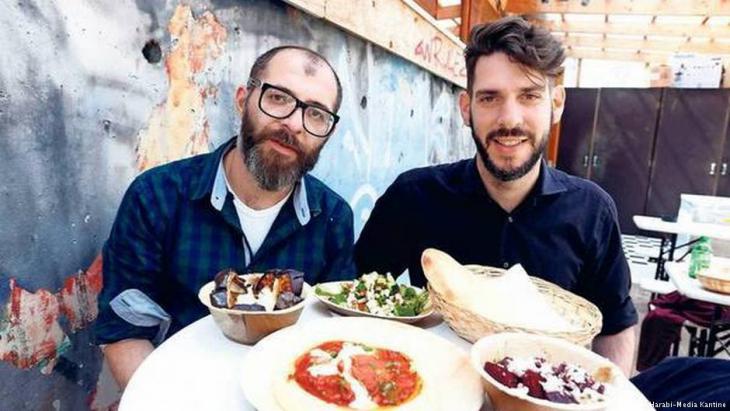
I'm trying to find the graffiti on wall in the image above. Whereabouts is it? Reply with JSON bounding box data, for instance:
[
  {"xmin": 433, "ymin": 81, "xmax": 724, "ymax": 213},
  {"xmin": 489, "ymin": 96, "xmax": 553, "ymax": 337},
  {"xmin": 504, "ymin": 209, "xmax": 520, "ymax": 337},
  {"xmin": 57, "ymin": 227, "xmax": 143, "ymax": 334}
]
[
  {"xmin": 0, "ymin": 257, "xmax": 102, "ymax": 374},
  {"xmin": 315, "ymin": 45, "xmax": 471, "ymax": 233},
  {"xmin": 414, "ymin": 36, "xmax": 467, "ymax": 82}
]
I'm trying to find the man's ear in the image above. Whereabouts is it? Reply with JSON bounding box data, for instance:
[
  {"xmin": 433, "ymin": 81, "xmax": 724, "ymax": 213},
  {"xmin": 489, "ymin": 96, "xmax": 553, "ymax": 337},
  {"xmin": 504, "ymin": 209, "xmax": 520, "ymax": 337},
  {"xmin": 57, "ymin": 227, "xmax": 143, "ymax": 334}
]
[
  {"xmin": 459, "ymin": 90, "xmax": 472, "ymax": 127},
  {"xmin": 235, "ymin": 86, "xmax": 248, "ymax": 114},
  {"xmin": 550, "ymin": 85, "xmax": 566, "ymax": 124}
]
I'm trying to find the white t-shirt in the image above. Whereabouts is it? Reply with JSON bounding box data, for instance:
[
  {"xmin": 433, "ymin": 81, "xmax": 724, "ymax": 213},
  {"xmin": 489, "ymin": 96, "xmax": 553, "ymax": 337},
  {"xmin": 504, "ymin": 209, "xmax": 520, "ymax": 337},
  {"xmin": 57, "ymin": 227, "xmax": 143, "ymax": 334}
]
[{"xmin": 224, "ymin": 172, "xmax": 291, "ymax": 261}]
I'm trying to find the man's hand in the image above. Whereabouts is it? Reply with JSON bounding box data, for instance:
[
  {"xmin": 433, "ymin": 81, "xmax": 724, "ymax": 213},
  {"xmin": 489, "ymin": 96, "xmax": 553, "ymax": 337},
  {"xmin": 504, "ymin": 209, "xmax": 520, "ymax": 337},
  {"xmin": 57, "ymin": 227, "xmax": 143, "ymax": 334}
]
[
  {"xmin": 592, "ymin": 325, "xmax": 637, "ymax": 377},
  {"xmin": 103, "ymin": 339, "xmax": 155, "ymax": 390}
]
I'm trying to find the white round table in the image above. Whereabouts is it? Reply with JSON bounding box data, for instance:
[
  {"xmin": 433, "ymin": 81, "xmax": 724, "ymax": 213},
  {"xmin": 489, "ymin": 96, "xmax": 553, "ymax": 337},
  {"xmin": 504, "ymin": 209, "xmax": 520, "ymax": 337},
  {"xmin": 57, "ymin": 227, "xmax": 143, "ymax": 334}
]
[{"xmin": 119, "ymin": 297, "xmax": 653, "ymax": 411}]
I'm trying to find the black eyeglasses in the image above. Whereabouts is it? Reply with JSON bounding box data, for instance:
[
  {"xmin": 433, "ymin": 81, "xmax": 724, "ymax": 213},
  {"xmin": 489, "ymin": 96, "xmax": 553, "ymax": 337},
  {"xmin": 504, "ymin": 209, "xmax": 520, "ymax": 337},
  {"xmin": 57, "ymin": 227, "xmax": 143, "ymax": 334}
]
[{"xmin": 247, "ymin": 78, "xmax": 339, "ymax": 138}]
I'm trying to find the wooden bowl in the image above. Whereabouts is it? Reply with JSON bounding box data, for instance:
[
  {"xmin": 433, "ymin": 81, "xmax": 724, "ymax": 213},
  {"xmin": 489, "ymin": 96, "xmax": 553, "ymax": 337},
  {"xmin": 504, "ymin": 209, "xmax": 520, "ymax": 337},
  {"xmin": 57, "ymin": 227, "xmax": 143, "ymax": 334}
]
[
  {"xmin": 471, "ymin": 333, "xmax": 619, "ymax": 411},
  {"xmin": 197, "ymin": 281, "xmax": 310, "ymax": 344}
]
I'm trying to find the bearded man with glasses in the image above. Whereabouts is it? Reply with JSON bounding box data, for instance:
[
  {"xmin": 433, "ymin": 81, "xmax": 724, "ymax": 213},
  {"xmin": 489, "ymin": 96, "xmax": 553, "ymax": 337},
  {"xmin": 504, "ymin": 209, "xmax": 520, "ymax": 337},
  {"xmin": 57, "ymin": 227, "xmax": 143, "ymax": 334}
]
[{"xmin": 95, "ymin": 46, "xmax": 355, "ymax": 389}]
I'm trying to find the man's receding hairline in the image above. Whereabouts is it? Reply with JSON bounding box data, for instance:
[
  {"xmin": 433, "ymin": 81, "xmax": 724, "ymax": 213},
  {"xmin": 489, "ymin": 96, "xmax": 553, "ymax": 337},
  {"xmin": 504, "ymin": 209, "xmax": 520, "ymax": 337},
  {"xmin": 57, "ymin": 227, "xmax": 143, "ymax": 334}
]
[{"xmin": 249, "ymin": 45, "xmax": 343, "ymax": 112}]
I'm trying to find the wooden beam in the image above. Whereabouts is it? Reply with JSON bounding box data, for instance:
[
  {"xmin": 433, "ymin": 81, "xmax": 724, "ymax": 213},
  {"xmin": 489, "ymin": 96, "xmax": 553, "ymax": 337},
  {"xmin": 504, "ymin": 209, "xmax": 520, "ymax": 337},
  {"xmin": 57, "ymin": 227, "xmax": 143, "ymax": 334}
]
[
  {"xmin": 469, "ymin": 0, "xmax": 503, "ymax": 26},
  {"xmin": 460, "ymin": 0, "xmax": 473, "ymax": 41},
  {"xmin": 560, "ymin": 35, "xmax": 730, "ymax": 54},
  {"xmin": 459, "ymin": 0, "xmax": 504, "ymax": 41},
  {"xmin": 547, "ymin": 67, "xmax": 563, "ymax": 166},
  {"xmin": 566, "ymin": 48, "xmax": 673, "ymax": 64},
  {"xmin": 436, "ymin": 5, "xmax": 461, "ymax": 19},
  {"xmin": 538, "ymin": 20, "xmax": 730, "ymax": 38},
  {"xmin": 455, "ymin": 0, "xmax": 501, "ymax": 43},
  {"xmin": 507, "ymin": 0, "xmax": 730, "ymax": 16},
  {"xmin": 279, "ymin": 0, "xmax": 325, "ymax": 17},
  {"xmin": 413, "ymin": 0, "xmax": 438, "ymax": 16},
  {"xmin": 283, "ymin": 0, "xmax": 467, "ymax": 87}
]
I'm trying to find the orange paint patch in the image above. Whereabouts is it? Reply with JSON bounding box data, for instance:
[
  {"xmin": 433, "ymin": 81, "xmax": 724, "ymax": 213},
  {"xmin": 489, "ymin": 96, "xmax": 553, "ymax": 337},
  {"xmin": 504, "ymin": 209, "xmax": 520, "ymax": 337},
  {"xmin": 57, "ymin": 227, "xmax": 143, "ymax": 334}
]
[{"xmin": 135, "ymin": 5, "xmax": 227, "ymax": 171}]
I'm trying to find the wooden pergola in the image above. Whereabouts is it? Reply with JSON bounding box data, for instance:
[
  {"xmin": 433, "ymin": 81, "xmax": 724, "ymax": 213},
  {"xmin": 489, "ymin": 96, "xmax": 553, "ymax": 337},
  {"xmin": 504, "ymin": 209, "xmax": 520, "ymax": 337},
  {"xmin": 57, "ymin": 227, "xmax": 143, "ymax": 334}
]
[
  {"xmin": 283, "ymin": 0, "xmax": 730, "ymax": 163},
  {"xmin": 414, "ymin": 0, "xmax": 730, "ymax": 67}
]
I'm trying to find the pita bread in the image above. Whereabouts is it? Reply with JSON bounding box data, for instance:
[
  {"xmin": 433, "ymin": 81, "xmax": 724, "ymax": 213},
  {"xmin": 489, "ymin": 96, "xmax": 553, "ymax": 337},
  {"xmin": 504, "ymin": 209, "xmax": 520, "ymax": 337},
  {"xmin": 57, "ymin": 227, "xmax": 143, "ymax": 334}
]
[{"xmin": 421, "ymin": 248, "xmax": 577, "ymax": 332}]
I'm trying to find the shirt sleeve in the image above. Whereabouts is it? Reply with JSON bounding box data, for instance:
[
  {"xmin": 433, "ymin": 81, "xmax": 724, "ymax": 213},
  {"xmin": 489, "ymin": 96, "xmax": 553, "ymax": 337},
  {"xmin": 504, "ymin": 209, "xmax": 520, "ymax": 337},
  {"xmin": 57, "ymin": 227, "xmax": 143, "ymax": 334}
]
[
  {"xmin": 318, "ymin": 200, "xmax": 357, "ymax": 282},
  {"xmin": 94, "ymin": 176, "xmax": 169, "ymax": 345},
  {"xmin": 354, "ymin": 175, "xmax": 411, "ymax": 278},
  {"xmin": 580, "ymin": 198, "xmax": 639, "ymax": 336}
]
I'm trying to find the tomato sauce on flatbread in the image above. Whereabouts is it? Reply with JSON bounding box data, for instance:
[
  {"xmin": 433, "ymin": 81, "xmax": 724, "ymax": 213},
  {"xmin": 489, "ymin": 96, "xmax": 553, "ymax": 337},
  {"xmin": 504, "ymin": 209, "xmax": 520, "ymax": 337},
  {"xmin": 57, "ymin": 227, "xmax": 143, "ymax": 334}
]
[{"xmin": 290, "ymin": 340, "xmax": 422, "ymax": 408}]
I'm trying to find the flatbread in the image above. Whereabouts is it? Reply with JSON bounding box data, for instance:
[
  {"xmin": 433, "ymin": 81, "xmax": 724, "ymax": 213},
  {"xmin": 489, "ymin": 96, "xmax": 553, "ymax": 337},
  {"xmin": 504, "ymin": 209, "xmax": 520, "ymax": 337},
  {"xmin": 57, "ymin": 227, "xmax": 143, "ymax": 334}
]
[
  {"xmin": 273, "ymin": 338, "xmax": 438, "ymax": 411},
  {"xmin": 273, "ymin": 357, "xmax": 436, "ymax": 411},
  {"xmin": 241, "ymin": 317, "xmax": 483, "ymax": 411},
  {"xmin": 421, "ymin": 248, "xmax": 577, "ymax": 332}
]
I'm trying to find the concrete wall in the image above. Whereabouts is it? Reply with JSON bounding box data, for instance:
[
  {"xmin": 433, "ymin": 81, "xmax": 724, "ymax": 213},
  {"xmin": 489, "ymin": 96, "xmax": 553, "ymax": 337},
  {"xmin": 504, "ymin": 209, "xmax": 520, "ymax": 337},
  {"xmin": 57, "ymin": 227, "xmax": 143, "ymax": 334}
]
[{"xmin": 0, "ymin": 0, "xmax": 472, "ymax": 409}]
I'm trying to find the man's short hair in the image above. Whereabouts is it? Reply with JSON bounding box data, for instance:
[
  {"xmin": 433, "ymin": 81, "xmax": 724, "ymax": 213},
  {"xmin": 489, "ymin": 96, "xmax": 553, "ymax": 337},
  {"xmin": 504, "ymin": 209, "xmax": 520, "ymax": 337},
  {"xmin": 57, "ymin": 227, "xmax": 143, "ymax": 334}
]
[
  {"xmin": 464, "ymin": 16, "xmax": 565, "ymax": 92},
  {"xmin": 248, "ymin": 45, "xmax": 343, "ymax": 112}
]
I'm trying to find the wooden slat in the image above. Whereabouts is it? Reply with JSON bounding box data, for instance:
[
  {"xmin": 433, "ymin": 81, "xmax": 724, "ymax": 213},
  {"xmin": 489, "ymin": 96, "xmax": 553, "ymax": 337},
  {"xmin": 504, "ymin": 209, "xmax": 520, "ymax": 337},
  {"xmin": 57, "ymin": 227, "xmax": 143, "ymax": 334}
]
[
  {"xmin": 561, "ymin": 35, "xmax": 730, "ymax": 54},
  {"xmin": 566, "ymin": 47, "xmax": 673, "ymax": 64},
  {"xmin": 538, "ymin": 20, "xmax": 730, "ymax": 38},
  {"xmin": 413, "ymin": 0, "xmax": 438, "ymax": 16},
  {"xmin": 281, "ymin": 0, "xmax": 325, "ymax": 17},
  {"xmin": 283, "ymin": 0, "xmax": 467, "ymax": 87},
  {"xmin": 469, "ymin": 0, "xmax": 503, "ymax": 25},
  {"xmin": 507, "ymin": 0, "xmax": 730, "ymax": 16},
  {"xmin": 436, "ymin": 5, "xmax": 461, "ymax": 19},
  {"xmin": 458, "ymin": 0, "xmax": 502, "ymax": 42},
  {"xmin": 460, "ymin": 0, "xmax": 473, "ymax": 41}
]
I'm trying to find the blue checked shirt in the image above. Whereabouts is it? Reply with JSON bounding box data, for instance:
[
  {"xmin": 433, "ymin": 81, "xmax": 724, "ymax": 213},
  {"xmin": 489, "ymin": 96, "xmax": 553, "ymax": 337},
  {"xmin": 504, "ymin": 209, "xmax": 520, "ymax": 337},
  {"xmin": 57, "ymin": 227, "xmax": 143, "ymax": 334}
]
[{"xmin": 94, "ymin": 137, "xmax": 356, "ymax": 345}]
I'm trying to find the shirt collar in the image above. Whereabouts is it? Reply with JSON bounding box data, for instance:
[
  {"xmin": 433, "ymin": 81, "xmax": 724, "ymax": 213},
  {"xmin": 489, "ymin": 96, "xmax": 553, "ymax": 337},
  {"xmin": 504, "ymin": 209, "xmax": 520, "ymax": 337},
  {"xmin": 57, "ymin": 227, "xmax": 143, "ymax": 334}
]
[
  {"xmin": 460, "ymin": 157, "xmax": 567, "ymax": 197},
  {"xmin": 191, "ymin": 136, "xmax": 313, "ymax": 226},
  {"xmin": 534, "ymin": 160, "xmax": 568, "ymax": 196}
]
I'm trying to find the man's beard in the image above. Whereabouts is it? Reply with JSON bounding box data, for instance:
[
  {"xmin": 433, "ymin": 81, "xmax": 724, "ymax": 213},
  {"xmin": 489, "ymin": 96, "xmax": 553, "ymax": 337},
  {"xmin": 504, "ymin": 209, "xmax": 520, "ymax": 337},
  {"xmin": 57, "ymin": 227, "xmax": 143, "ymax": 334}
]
[
  {"xmin": 238, "ymin": 111, "xmax": 322, "ymax": 191},
  {"xmin": 472, "ymin": 125, "xmax": 548, "ymax": 182}
]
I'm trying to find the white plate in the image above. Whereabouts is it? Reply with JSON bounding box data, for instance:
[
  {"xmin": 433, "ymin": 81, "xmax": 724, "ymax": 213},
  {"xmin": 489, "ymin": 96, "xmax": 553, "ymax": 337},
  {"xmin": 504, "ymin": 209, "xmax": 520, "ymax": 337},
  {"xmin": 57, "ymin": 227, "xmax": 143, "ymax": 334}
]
[
  {"xmin": 240, "ymin": 317, "xmax": 484, "ymax": 411},
  {"xmin": 313, "ymin": 281, "xmax": 434, "ymax": 324}
]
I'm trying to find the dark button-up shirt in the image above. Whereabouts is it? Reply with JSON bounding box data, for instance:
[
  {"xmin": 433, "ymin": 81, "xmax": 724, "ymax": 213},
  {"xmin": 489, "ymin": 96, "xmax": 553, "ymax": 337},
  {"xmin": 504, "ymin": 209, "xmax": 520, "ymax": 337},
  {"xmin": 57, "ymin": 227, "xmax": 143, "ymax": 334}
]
[
  {"xmin": 355, "ymin": 158, "xmax": 637, "ymax": 335},
  {"xmin": 95, "ymin": 138, "xmax": 356, "ymax": 344}
]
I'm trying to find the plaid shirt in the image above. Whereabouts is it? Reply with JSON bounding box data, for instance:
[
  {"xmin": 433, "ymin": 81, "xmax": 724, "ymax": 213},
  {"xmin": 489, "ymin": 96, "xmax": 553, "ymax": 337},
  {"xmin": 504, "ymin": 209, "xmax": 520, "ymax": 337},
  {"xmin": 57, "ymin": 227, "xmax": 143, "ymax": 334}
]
[{"xmin": 94, "ymin": 138, "xmax": 356, "ymax": 344}]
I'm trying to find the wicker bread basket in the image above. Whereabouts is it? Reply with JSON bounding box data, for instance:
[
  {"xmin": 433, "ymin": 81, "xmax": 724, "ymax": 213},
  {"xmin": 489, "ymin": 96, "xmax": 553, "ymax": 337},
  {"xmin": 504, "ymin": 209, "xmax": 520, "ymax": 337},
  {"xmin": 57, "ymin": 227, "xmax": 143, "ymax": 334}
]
[
  {"xmin": 428, "ymin": 265, "xmax": 602, "ymax": 346},
  {"xmin": 697, "ymin": 258, "xmax": 730, "ymax": 294},
  {"xmin": 697, "ymin": 274, "xmax": 730, "ymax": 294}
]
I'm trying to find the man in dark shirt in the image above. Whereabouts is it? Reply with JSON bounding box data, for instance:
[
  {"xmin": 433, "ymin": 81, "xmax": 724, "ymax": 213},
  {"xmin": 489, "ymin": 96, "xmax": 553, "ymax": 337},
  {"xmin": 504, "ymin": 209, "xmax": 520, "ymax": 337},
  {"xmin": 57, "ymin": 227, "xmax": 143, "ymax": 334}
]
[
  {"xmin": 355, "ymin": 17, "xmax": 637, "ymax": 375},
  {"xmin": 95, "ymin": 46, "xmax": 355, "ymax": 388},
  {"xmin": 631, "ymin": 357, "xmax": 730, "ymax": 409}
]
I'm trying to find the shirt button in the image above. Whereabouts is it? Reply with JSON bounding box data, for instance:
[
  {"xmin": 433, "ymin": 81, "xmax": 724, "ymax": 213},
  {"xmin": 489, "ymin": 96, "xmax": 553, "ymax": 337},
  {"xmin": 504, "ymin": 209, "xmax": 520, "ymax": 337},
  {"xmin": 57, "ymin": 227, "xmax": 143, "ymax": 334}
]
[
  {"xmin": 507, "ymin": 216, "xmax": 513, "ymax": 223},
  {"xmin": 503, "ymin": 262, "xmax": 509, "ymax": 268}
]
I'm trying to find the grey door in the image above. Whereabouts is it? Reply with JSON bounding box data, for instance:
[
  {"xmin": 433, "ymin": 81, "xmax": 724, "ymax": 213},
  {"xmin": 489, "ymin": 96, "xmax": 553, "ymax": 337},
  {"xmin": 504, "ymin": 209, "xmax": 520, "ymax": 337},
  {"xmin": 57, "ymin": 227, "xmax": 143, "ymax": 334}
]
[
  {"xmin": 646, "ymin": 89, "xmax": 729, "ymax": 218},
  {"xmin": 557, "ymin": 88, "xmax": 599, "ymax": 178},
  {"xmin": 590, "ymin": 89, "xmax": 662, "ymax": 234}
]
